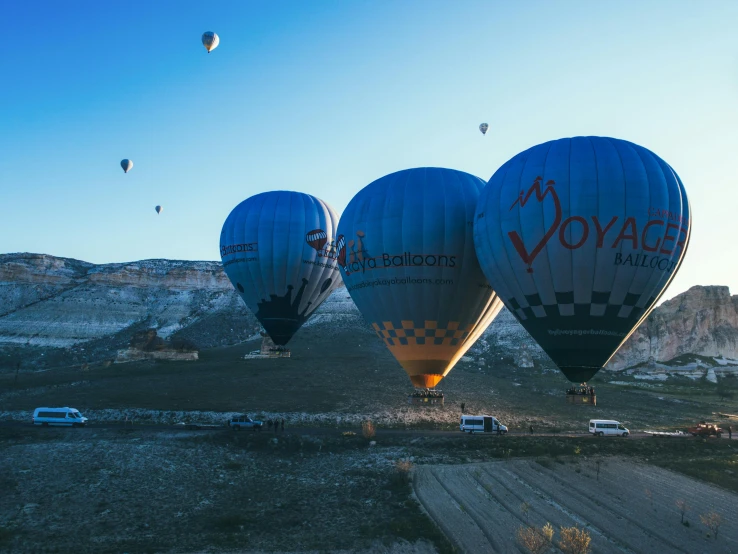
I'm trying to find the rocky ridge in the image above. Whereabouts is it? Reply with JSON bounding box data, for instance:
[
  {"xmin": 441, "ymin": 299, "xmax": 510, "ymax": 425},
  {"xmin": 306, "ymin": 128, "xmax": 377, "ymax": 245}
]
[{"xmin": 1, "ymin": 253, "xmax": 737, "ymax": 375}]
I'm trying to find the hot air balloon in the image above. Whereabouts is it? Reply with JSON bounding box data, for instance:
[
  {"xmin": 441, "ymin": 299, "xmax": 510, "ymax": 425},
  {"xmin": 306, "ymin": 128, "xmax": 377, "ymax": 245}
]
[
  {"xmin": 479, "ymin": 123, "xmax": 489, "ymax": 136},
  {"xmin": 473, "ymin": 136, "xmax": 691, "ymax": 383},
  {"xmin": 155, "ymin": 205, "xmax": 162, "ymax": 214},
  {"xmin": 202, "ymin": 32, "xmax": 219, "ymax": 53},
  {"xmin": 338, "ymin": 168, "xmax": 504, "ymax": 389},
  {"xmin": 121, "ymin": 159, "xmax": 133, "ymax": 173},
  {"xmin": 220, "ymin": 191, "xmax": 342, "ymax": 346}
]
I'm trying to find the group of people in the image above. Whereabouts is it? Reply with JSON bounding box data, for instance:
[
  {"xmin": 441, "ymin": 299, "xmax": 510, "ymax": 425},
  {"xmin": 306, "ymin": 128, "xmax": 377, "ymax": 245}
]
[
  {"xmin": 409, "ymin": 389, "xmax": 444, "ymax": 399},
  {"xmin": 267, "ymin": 418, "xmax": 285, "ymax": 432},
  {"xmin": 566, "ymin": 385, "xmax": 595, "ymax": 396}
]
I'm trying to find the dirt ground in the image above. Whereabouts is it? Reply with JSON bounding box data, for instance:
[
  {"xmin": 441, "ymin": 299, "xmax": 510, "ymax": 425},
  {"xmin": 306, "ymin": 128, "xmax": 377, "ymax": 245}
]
[
  {"xmin": 414, "ymin": 458, "xmax": 738, "ymax": 553},
  {"xmin": 0, "ymin": 427, "xmax": 449, "ymax": 554}
]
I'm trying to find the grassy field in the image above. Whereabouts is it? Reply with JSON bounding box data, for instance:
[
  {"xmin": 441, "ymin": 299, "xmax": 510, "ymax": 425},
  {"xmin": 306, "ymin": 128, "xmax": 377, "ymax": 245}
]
[{"xmin": 2, "ymin": 321, "xmax": 737, "ymax": 433}]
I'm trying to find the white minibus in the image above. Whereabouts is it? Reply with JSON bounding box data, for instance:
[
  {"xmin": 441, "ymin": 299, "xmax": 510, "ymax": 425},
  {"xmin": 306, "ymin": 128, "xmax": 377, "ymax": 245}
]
[
  {"xmin": 589, "ymin": 419, "xmax": 629, "ymax": 437},
  {"xmin": 33, "ymin": 407, "xmax": 88, "ymax": 427},
  {"xmin": 460, "ymin": 415, "xmax": 507, "ymax": 434}
]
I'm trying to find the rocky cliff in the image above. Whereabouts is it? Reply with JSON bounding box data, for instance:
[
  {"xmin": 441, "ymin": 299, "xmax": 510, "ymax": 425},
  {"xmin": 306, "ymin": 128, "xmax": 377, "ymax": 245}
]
[
  {"xmin": 607, "ymin": 286, "xmax": 738, "ymax": 370},
  {"xmin": 1, "ymin": 253, "xmax": 737, "ymax": 374}
]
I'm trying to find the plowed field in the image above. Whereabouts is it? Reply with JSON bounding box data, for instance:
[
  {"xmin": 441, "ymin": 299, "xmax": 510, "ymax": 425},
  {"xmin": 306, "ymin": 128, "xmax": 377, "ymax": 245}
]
[{"xmin": 414, "ymin": 458, "xmax": 738, "ymax": 553}]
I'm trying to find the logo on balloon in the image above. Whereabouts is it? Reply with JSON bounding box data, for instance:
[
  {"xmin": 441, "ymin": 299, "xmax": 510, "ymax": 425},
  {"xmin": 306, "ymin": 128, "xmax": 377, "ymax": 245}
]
[
  {"xmin": 304, "ymin": 229, "xmax": 340, "ymax": 261},
  {"xmin": 505, "ymin": 176, "xmax": 688, "ymax": 274},
  {"xmin": 338, "ymin": 231, "xmax": 456, "ymax": 276},
  {"xmin": 306, "ymin": 229, "xmax": 328, "ymax": 252}
]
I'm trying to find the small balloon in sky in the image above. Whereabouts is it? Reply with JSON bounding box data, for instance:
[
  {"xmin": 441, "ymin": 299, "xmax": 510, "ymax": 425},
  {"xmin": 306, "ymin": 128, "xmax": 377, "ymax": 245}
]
[
  {"xmin": 202, "ymin": 32, "xmax": 219, "ymax": 53},
  {"xmin": 479, "ymin": 123, "xmax": 489, "ymax": 136},
  {"xmin": 155, "ymin": 205, "xmax": 162, "ymax": 214},
  {"xmin": 120, "ymin": 159, "xmax": 133, "ymax": 173}
]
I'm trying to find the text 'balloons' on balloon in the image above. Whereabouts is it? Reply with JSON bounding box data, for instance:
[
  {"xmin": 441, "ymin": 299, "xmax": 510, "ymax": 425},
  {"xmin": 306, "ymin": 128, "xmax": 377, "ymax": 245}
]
[
  {"xmin": 155, "ymin": 205, "xmax": 162, "ymax": 214},
  {"xmin": 120, "ymin": 159, "xmax": 133, "ymax": 173},
  {"xmin": 479, "ymin": 123, "xmax": 489, "ymax": 136},
  {"xmin": 220, "ymin": 191, "xmax": 342, "ymax": 346},
  {"xmin": 473, "ymin": 136, "xmax": 691, "ymax": 383},
  {"xmin": 338, "ymin": 168, "xmax": 504, "ymax": 389},
  {"xmin": 202, "ymin": 32, "xmax": 219, "ymax": 53}
]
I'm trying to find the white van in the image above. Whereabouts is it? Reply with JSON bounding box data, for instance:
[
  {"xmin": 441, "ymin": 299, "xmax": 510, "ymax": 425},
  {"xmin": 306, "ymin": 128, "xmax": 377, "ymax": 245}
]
[
  {"xmin": 460, "ymin": 415, "xmax": 507, "ymax": 434},
  {"xmin": 33, "ymin": 407, "xmax": 88, "ymax": 427},
  {"xmin": 589, "ymin": 419, "xmax": 629, "ymax": 437}
]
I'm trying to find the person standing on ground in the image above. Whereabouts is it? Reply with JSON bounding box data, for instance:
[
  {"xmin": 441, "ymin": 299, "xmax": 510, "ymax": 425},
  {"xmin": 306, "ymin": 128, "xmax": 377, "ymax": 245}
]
[
  {"xmin": 529, "ymin": 424, "xmax": 534, "ymax": 435},
  {"xmin": 461, "ymin": 402, "xmax": 465, "ymax": 414},
  {"xmin": 281, "ymin": 418, "xmax": 285, "ymax": 432},
  {"xmin": 729, "ymin": 425, "xmax": 733, "ymax": 440}
]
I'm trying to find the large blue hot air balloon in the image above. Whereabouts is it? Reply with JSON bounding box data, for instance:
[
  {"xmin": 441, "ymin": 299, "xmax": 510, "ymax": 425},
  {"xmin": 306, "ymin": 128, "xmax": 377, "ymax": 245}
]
[
  {"xmin": 338, "ymin": 168, "xmax": 503, "ymax": 388},
  {"xmin": 474, "ymin": 136, "xmax": 691, "ymax": 382},
  {"xmin": 220, "ymin": 191, "xmax": 342, "ymax": 346}
]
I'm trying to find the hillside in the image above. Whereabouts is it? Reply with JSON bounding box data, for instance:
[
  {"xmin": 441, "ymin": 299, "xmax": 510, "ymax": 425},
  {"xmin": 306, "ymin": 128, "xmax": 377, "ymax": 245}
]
[{"xmin": 1, "ymin": 253, "xmax": 738, "ymax": 379}]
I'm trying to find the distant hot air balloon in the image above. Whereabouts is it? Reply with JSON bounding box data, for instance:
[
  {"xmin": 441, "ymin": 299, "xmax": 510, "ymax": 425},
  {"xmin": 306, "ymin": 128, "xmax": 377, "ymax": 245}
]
[
  {"xmin": 479, "ymin": 123, "xmax": 489, "ymax": 136},
  {"xmin": 202, "ymin": 32, "xmax": 219, "ymax": 53},
  {"xmin": 121, "ymin": 159, "xmax": 133, "ymax": 173},
  {"xmin": 220, "ymin": 191, "xmax": 342, "ymax": 346},
  {"xmin": 155, "ymin": 205, "xmax": 162, "ymax": 214},
  {"xmin": 473, "ymin": 136, "xmax": 691, "ymax": 383},
  {"xmin": 338, "ymin": 168, "xmax": 504, "ymax": 389}
]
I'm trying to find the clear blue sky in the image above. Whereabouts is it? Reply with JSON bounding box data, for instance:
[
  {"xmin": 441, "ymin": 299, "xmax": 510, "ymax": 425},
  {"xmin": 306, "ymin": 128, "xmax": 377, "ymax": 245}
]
[{"xmin": 1, "ymin": 1, "xmax": 737, "ymax": 301}]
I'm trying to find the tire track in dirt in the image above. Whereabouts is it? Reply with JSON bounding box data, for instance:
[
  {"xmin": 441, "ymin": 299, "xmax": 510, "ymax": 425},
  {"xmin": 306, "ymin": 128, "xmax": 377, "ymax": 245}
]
[
  {"xmin": 414, "ymin": 459, "xmax": 738, "ymax": 553},
  {"xmin": 413, "ymin": 466, "xmax": 495, "ymax": 553}
]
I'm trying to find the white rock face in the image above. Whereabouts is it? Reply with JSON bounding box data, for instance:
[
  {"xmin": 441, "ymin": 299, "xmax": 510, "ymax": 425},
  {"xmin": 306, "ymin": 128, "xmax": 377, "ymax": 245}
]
[{"xmin": 607, "ymin": 286, "xmax": 738, "ymax": 370}]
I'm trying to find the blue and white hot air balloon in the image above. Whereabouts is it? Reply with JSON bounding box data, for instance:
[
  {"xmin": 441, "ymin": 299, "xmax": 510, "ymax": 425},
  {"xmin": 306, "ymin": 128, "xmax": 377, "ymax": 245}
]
[
  {"xmin": 202, "ymin": 32, "xmax": 219, "ymax": 53},
  {"xmin": 120, "ymin": 159, "xmax": 133, "ymax": 173},
  {"xmin": 473, "ymin": 136, "xmax": 691, "ymax": 382},
  {"xmin": 220, "ymin": 191, "xmax": 342, "ymax": 346},
  {"xmin": 338, "ymin": 168, "xmax": 503, "ymax": 388}
]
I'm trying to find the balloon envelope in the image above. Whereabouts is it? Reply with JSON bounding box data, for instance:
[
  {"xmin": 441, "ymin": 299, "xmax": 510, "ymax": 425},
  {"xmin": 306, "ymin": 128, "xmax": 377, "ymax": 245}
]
[
  {"xmin": 479, "ymin": 123, "xmax": 489, "ymax": 135},
  {"xmin": 220, "ymin": 191, "xmax": 342, "ymax": 345},
  {"xmin": 120, "ymin": 159, "xmax": 133, "ymax": 173},
  {"xmin": 338, "ymin": 168, "xmax": 503, "ymax": 388},
  {"xmin": 473, "ymin": 136, "xmax": 691, "ymax": 382},
  {"xmin": 202, "ymin": 32, "xmax": 219, "ymax": 52},
  {"xmin": 155, "ymin": 205, "xmax": 162, "ymax": 214}
]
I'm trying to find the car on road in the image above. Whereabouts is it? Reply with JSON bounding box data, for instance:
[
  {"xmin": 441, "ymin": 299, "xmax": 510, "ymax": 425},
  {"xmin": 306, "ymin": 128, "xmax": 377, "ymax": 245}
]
[
  {"xmin": 460, "ymin": 415, "xmax": 507, "ymax": 434},
  {"xmin": 589, "ymin": 419, "xmax": 629, "ymax": 437},
  {"xmin": 688, "ymin": 421, "xmax": 722, "ymax": 437},
  {"xmin": 228, "ymin": 415, "xmax": 263, "ymax": 431},
  {"xmin": 33, "ymin": 407, "xmax": 88, "ymax": 427}
]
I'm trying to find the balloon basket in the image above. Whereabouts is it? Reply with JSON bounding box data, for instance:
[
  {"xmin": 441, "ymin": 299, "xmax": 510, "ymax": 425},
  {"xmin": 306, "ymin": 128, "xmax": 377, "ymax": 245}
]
[
  {"xmin": 565, "ymin": 393, "xmax": 596, "ymax": 406},
  {"xmin": 407, "ymin": 390, "xmax": 444, "ymax": 406},
  {"xmin": 267, "ymin": 348, "xmax": 290, "ymax": 358}
]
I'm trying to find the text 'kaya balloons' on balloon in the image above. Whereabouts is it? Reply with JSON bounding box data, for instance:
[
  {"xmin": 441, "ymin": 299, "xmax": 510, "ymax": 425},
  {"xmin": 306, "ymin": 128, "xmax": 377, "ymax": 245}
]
[
  {"xmin": 338, "ymin": 168, "xmax": 504, "ymax": 389},
  {"xmin": 473, "ymin": 137, "xmax": 691, "ymax": 383},
  {"xmin": 220, "ymin": 191, "xmax": 342, "ymax": 346}
]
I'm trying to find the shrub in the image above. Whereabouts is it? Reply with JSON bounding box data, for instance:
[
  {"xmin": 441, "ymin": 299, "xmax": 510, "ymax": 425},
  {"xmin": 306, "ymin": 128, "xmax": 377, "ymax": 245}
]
[
  {"xmin": 362, "ymin": 420, "xmax": 376, "ymax": 440},
  {"xmin": 559, "ymin": 525, "xmax": 591, "ymax": 554},
  {"xmin": 700, "ymin": 510, "xmax": 722, "ymax": 540},
  {"xmin": 517, "ymin": 523, "xmax": 553, "ymax": 554}
]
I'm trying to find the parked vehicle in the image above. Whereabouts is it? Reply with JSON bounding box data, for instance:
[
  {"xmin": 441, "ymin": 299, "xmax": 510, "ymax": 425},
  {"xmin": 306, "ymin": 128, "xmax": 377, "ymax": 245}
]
[
  {"xmin": 589, "ymin": 419, "xmax": 629, "ymax": 437},
  {"xmin": 688, "ymin": 421, "xmax": 722, "ymax": 437},
  {"xmin": 460, "ymin": 415, "xmax": 507, "ymax": 434},
  {"xmin": 228, "ymin": 415, "xmax": 263, "ymax": 431},
  {"xmin": 33, "ymin": 407, "xmax": 88, "ymax": 427}
]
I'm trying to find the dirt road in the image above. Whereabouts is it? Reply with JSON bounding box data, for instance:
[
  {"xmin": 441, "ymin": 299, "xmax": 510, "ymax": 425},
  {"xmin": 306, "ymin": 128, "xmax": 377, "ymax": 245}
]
[{"xmin": 414, "ymin": 458, "xmax": 738, "ymax": 553}]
